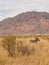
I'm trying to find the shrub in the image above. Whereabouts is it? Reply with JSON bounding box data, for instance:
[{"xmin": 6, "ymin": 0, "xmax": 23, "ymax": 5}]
[
  {"xmin": 16, "ymin": 41, "xmax": 31, "ymax": 56},
  {"xmin": 2, "ymin": 36, "xmax": 16, "ymax": 57},
  {"xmin": 30, "ymin": 37, "xmax": 40, "ymax": 43}
]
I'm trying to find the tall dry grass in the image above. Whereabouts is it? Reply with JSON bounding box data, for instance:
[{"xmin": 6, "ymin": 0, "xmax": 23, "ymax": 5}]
[{"xmin": 0, "ymin": 35, "xmax": 49, "ymax": 65}]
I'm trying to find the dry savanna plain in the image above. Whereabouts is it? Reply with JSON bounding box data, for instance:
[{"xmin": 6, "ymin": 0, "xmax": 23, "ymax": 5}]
[{"xmin": 0, "ymin": 34, "xmax": 49, "ymax": 65}]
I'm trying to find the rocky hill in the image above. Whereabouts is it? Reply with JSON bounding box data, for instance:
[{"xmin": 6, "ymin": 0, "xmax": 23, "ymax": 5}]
[{"xmin": 0, "ymin": 11, "xmax": 49, "ymax": 35}]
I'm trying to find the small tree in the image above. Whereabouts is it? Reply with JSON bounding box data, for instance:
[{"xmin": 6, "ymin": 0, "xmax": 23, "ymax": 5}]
[{"xmin": 2, "ymin": 36, "xmax": 16, "ymax": 57}]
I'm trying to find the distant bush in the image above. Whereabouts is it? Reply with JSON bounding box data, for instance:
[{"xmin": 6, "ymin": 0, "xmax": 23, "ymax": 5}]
[
  {"xmin": 30, "ymin": 37, "xmax": 40, "ymax": 43},
  {"xmin": 2, "ymin": 36, "xmax": 16, "ymax": 57}
]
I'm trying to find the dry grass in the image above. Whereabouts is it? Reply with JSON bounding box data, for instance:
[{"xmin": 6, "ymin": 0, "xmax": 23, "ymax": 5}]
[{"xmin": 0, "ymin": 35, "xmax": 49, "ymax": 65}]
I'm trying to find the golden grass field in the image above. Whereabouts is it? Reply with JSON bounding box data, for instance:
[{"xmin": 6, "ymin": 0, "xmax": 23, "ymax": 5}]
[{"xmin": 0, "ymin": 35, "xmax": 49, "ymax": 65}]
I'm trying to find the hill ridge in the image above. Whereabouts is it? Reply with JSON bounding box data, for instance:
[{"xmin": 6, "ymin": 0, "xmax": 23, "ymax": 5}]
[{"xmin": 0, "ymin": 11, "xmax": 49, "ymax": 35}]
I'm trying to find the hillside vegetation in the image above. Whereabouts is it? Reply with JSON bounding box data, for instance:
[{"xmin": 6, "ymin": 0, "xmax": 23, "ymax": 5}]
[{"xmin": 0, "ymin": 35, "xmax": 49, "ymax": 65}]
